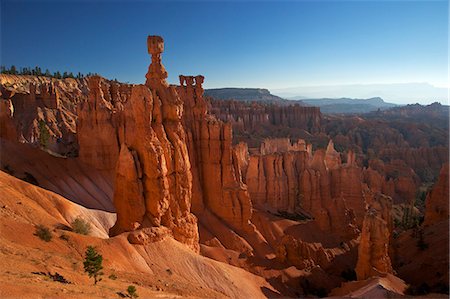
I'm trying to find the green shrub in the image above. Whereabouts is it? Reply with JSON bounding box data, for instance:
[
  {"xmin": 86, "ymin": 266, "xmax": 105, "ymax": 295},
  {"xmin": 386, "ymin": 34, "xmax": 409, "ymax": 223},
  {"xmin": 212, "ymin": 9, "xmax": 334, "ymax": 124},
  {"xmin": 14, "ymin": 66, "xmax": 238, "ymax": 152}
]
[
  {"xmin": 38, "ymin": 120, "xmax": 50, "ymax": 149},
  {"xmin": 71, "ymin": 217, "xmax": 91, "ymax": 235},
  {"xmin": 108, "ymin": 273, "xmax": 117, "ymax": 280},
  {"xmin": 127, "ymin": 285, "xmax": 139, "ymax": 298},
  {"xmin": 34, "ymin": 225, "xmax": 52, "ymax": 242},
  {"xmin": 59, "ymin": 234, "xmax": 69, "ymax": 241}
]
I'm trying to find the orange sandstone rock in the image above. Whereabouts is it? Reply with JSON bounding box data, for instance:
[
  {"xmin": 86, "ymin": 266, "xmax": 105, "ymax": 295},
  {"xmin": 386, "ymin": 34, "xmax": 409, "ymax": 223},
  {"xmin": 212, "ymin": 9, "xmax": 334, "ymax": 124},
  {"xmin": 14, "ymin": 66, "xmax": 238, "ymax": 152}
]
[
  {"xmin": 355, "ymin": 193, "xmax": 393, "ymax": 280},
  {"xmin": 244, "ymin": 139, "xmax": 361, "ymax": 239},
  {"xmin": 77, "ymin": 37, "xmax": 199, "ymax": 252},
  {"xmin": 424, "ymin": 163, "xmax": 449, "ymax": 226}
]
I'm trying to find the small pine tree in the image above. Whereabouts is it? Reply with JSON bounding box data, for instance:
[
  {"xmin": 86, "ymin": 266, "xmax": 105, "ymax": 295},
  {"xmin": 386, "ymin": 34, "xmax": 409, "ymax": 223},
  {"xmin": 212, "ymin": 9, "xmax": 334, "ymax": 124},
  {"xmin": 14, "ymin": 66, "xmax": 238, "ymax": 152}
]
[
  {"xmin": 10, "ymin": 65, "xmax": 17, "ymax": 74},
  {"xmin": 127, "ymin": 285, "xmax": 139, "ymax": 298},
  {"xmin": 83, "ymin": 246, "xmax": 104, "ymax": 285}
]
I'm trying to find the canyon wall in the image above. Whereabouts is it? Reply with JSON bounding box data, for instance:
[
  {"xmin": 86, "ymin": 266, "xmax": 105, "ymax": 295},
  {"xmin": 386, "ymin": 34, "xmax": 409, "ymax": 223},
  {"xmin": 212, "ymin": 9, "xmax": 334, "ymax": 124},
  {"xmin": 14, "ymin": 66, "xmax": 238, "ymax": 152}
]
[
  {"xmin": 209, "ymin": 99, "xmax": 322, "ymax": 147},
  {"xmin": 0, "ymin": 75, "xmax": 86, "ymax": 155},
  {"xmin": 177, "ymin": 75, "xmax": 268, "ymax": 255},
  {"xmin": 242, "ymin": 138, "xmax": 363, "ymax": 239},
  {"xmin": 424, "ymin": 163, "xmax": 449, "ymax": 226}
]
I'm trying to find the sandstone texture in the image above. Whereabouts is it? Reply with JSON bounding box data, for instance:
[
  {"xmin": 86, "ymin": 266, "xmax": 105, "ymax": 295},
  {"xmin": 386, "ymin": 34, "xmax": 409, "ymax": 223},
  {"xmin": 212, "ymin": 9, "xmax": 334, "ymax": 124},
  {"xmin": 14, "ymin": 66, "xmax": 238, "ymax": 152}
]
[
  {"xmin": 243, "ymin": 138, "xmax": 362, "ymax": 239},
  {"xmin": 0, "ymin": 75, "xmax": 86, "ymax": 155},
  {"xmin": 424, "ymin": 163, "xmax": 449, "ymax": 226},
  {"xmin": 177, "ymin": 75, "xmax": 262, "ymax": 255},
  {"xmin": 355, "ymin": 193, "xmax": 393, "ymax": 280},
  {"xmin": 210, "ymin": 99, "xmax": 322, "ymax": 147},
  {"xmin": 77, "ymin": 37, "xmax": 199, "ymax": 252}
]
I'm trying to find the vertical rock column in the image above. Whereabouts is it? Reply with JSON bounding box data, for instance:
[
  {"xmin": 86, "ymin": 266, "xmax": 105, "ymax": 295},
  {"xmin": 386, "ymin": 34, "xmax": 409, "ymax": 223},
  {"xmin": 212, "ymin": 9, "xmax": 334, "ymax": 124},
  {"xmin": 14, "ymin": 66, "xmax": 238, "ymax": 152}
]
[
  {"xmin": 178, "ymin": 75, "xmax": 253, "ymax": 232},
  {"xmin": 355, "ymin": 193, "xmax": 393, "ymax": 280},
  {"xmin": 78, "ymin": 36, "xmax": 200, "ymax": 252}
]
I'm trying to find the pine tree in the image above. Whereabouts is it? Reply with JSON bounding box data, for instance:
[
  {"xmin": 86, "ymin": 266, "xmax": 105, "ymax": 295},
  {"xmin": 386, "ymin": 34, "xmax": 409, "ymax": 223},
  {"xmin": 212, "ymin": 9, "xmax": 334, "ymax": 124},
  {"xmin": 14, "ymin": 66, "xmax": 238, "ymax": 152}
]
[
  {"xmin": 10, "ymin": 65, "xmax": 17, "ymax": 74},
  {"xmin": 83, "ymin": 246, "xmax": 104, "ymax": 285}
]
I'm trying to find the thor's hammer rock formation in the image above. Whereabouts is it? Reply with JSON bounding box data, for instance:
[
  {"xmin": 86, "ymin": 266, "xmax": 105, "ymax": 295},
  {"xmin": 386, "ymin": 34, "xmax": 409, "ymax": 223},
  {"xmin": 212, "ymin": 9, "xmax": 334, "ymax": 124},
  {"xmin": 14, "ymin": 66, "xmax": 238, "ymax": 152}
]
[{"xmin": 78, "ymin": 36, "xmax": 199, "ymax": 252}]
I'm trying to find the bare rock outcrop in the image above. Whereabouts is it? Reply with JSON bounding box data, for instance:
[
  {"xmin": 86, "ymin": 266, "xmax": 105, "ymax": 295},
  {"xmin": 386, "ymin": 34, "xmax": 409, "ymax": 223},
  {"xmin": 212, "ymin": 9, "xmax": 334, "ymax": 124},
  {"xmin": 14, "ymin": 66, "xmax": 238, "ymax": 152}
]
[
  {"xmin": 424, "ymin": 163, "xmax": 449, "ymax": 226},
  {"xmin": 355, "ymin": 193, "xmax": 393, "ymax": 280},
  {"xmin": 209, "ymin": 99, "xmax": 322, "ymax": 147},
  {"xmin": 77, "ymin": 36, "xmax": 199, "ymax": 252},
  {"xmin": 178, "ymin": 75, "xmax": 271, "ymax": 257},
  {"xmin": 77, "ymin": 76, "xmax": 121, "ymax": 171},
  {"xmin": 243, "ymin": 139, "xmax": 362, "ymax": 240},
  {"xmin": 363, "ymin": 159, "xmax": 421, "ymax": 205},
  {"xmin": 0, "ymin": 75, "xmax": 83, "ymax": 155},
  {"xmin": 0, "ymin": 99, "xmax": 18, "ymax": 141},
  {"xmin": 276, "ymin": 235, "xmax": 333, "ymax": 270}
]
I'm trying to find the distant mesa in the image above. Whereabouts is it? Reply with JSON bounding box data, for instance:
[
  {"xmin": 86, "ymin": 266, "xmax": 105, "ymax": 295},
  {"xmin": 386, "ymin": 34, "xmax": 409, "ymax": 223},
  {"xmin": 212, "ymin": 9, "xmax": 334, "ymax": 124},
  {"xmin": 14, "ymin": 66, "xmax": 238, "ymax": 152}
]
[
  {"xmin": 300, "ymin": 97, "xmax": 398, "ymax": 114},
  {"xmin": 204, "ymin": 88, "xmax": 400, "ymax": 114},
  {"xmin": 204, "ymin": 88, "xmax": 290, "ymax": 104}
]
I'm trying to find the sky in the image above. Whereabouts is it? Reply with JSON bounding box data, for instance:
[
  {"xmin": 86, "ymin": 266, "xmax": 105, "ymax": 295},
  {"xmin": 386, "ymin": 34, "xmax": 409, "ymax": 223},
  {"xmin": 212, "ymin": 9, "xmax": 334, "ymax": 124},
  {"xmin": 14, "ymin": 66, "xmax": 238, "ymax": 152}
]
[{"xmin": 1, "ymin": 0, "xmax": 448, "ymax": 104}]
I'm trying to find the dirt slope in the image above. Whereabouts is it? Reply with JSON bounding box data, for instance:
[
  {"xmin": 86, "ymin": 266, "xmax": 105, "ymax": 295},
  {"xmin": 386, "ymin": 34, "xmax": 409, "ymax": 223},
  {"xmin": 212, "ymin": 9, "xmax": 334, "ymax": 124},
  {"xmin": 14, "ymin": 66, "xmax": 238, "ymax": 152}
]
[{"xmin": 0, "ymin": 170, "xmax": 274, "ymax": 299}]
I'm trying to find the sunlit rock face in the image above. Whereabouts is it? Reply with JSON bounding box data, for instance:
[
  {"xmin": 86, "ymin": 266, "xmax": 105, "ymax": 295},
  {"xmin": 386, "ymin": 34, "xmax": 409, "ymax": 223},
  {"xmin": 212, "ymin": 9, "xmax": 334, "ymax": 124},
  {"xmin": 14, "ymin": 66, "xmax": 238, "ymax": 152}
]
[
  {"xmin": 242, "ymin": 139, "xmax": 362, "ymax": 240},
  {"xmin": 177, "ymin": 74, "xmax": 263, "ymax": 255},
  {"xmin": 355, "ymin": 193, "xmax": 393, "ymax": 280},
  {"xmin": 77, "ymin": 36, "xmax": 199, "ymax": 252}
]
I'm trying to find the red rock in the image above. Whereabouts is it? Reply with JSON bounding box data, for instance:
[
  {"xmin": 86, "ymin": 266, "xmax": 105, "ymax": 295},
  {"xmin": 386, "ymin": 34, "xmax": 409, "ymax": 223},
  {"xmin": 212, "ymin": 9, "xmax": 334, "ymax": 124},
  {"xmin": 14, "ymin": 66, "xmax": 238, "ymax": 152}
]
[
  {"xmin": 276, "ymin": 235, "xmax": 333, "ymax": 270},
  {"xmin": 243, "ymin": 139, "xmax": 361, "ymax": 240},
  {"xmin": 209, "ymin": 99, "xmax": 322, "ymax": 147},
  {"xmin": 0, "ymin": 99, "xmax": 17, "ymax": 141},
  {"xmin": 0, "ymin": 75, "xmax": 82, "ymax": 155},
  {"xmin": 76, "ymin": 37, "xmax": 200, "ymax": 252},
  {"xmin": 424, "ymin": 163, "xmax": 449, "ymax": 226},
  {"xmin": 355, "ymin": 193, "xmax": 393, "ymax": 280},
  {"xmin": 178, "ymin": 76, "xmax": 253, "ymax": 232},
  {"xmin": 77, "ymin": 76, "xmax": 120, "ymax": 171}
]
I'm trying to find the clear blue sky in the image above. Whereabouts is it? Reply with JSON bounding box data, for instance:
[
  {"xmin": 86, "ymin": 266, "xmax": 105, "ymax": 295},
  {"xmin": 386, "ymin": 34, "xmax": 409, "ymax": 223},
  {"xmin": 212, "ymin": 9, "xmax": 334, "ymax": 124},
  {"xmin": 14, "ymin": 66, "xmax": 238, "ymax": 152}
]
[{"xmin": 1, "ymin": 0, "xmax": 448, "ymax": 91}]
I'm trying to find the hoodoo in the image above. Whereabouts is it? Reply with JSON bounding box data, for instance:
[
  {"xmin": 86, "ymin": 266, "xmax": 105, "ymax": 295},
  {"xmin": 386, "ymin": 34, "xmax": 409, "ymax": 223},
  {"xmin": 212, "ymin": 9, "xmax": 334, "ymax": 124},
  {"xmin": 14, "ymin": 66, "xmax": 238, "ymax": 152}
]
[{"xmin": 77, "ymin": 36, "xmax": 200, "ymax": 252}]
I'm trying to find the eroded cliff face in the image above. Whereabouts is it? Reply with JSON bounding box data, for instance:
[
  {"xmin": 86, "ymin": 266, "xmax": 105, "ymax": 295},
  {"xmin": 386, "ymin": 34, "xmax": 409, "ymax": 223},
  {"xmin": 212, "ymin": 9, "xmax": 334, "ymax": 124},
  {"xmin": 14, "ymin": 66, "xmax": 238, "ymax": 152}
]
[
  {"xmin": 355, "ymin": 193, "xmax": 393, "ymax": 280},
  {"xmin": 177, "ymin": 75, "xmax": 265, "ymax": 255},
  {"xmin": 77, "ymin": 78, "xmax": 121, "ymax": 171},
  {"xmin": 76, "ymin": 36, "xmax": 199, "ymax": 252},
  {"xmin": 363, "ymin": 158, "xmax": 421, "ymax": 205},
  {"xmin": 424, "ymin": 163, "xmax": 449, "ymax": 226},
  {"xmin": 209, "ymin": 99, "xmax": 322, "ymax": 147},
  {"xmin": 242, "ymin": 138, "xmax": 362, "ymax": 240},
  {"xmin": 0, "ymin": 75, "xmax": 85, "ymax": 155}
]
